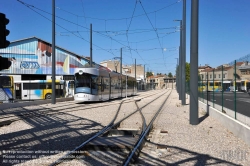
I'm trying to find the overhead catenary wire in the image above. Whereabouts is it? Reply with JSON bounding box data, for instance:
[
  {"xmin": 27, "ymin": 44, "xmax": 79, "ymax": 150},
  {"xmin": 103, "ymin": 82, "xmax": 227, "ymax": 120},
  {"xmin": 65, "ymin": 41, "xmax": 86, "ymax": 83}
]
[
  {"xmin": 16, "ymin": 0, "xmax": 116, "ymax": 57},
  {"xmin": 16, "ymin": 0, "xmax": 180, "ymax": 74},
  {"xmin": 138, "ymin": 0, "xmax": 167, "ymax": 67},
  {"xmin": 58, "ymin": 0, "xmax": 181, "ymax": 21}
]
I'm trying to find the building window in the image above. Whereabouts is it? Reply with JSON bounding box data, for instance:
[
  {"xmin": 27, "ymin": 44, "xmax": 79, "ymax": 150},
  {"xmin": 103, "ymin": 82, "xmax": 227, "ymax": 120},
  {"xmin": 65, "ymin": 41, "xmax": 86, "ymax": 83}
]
[
  {"xmin": 210, "ymin": 74, "xmax": 212, "ymax": 79},
  {"xmin": 214, "ymin": 74, "xmax": 216, "ymax": 78},
  {"xmin": 223, "ymin": 74, "xmax": 226, "ymax": 78},
  {"xmin": 219, "ymin": 74, "xmax": 220, "ymax": 78}
]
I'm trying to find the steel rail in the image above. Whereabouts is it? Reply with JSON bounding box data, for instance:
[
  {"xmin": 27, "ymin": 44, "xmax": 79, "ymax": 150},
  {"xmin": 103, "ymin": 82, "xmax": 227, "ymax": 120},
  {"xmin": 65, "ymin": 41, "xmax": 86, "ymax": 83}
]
[
  {"xmin": 0, "ymin": 90, "xmax": 159, "ymax": 126},
  {"xmin": 50, "ymin": 90, "xmax": 169, "ymax": 166},
  {"xmin": 105, "ymin": 90, "xmax": 169, "ymax": 131},
  {"xmin": 50, "ymin": 100, "xmax": 126, "ymax": 166},
  {"xmin": 123, "ymin": 90, "xmax": 172, "ymax": 166}
]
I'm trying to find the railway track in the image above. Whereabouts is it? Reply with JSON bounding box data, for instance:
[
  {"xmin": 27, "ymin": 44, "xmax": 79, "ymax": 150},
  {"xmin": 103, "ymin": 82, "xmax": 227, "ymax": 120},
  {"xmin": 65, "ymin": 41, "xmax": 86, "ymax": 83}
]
[
  {"xmin": 0, "ymin": 90, "xmax": 163, "ymax": 127},
  {"xmin": 50, "ymin": 89, "xmax": 172, "ymax": 165}
]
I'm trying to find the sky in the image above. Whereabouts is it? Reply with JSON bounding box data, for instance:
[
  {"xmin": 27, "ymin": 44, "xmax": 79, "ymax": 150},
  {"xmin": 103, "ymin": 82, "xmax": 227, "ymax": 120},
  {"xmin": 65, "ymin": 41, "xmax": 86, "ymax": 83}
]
[{"xmin": 1, "ymin": 0, "xmax": 250, "ymax": 76}]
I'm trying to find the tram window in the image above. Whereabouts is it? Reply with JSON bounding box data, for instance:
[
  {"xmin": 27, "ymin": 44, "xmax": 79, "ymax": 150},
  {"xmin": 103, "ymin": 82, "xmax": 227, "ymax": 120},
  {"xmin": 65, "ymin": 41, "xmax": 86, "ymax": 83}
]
[
  {"xmin": 91, "ymin": 76, "xmax": 98, "ymax": 89},
  {"xmin": 75, "ymin": 74, "xmax": 91, "ymax": 88}
]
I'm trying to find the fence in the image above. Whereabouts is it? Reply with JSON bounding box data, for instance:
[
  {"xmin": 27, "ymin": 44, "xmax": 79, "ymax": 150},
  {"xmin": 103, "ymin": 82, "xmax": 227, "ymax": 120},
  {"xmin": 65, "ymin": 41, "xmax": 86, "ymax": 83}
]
[
  {"xmin": 137, "ymin": 82, "xmax": 155, "ymax": 91},
  {"xmin": 196, "ymin": 54, "xmax": 250, "ymax": 127}
]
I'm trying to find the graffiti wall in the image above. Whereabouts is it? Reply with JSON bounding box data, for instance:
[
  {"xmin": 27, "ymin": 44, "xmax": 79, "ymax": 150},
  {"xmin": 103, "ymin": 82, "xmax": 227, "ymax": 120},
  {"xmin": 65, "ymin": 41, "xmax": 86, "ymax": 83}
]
[{"xmin": 0, "ymin": 37, "xmax": 90, "ymax": 75}]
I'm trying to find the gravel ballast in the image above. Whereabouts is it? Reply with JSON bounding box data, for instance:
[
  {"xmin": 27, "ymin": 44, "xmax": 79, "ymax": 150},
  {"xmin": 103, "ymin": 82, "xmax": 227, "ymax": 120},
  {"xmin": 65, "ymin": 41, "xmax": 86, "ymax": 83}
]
[{"xmin": 0, "ymin": 90, "xmax": 249, "ymax": 165}]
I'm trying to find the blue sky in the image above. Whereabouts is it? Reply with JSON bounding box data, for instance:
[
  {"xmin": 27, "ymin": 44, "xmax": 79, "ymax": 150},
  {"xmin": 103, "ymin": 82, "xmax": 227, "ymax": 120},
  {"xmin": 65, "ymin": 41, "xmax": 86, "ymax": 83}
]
[{"xmin": 1, "ymin": 0, "xmax": 250, "ymax": 75}]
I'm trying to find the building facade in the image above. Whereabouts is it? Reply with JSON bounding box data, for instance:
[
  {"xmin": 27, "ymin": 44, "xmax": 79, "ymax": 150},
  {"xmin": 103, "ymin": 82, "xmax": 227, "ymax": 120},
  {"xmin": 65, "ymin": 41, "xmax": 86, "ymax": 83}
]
[
  {"xmin": 100, "ymin": 60, "xmax": 145, "ymax": 81},
  {"xmin": 0, "ymin": 37, "xmax": 94, "ymax": 79},
  {"xmin": 0, "ymin": 37, "xmax": 106, "ymax": 99},
  {"xmin": 146, "ymin": 75, "xmax": 176, "ymax": 90}
]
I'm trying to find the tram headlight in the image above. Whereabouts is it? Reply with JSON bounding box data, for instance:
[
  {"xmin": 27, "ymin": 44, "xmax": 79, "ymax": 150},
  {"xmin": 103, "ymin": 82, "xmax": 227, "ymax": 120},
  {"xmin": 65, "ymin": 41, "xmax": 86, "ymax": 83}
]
[{"xmin": 79, "ymin": 70, "xmax": 83, "ymax": 75}]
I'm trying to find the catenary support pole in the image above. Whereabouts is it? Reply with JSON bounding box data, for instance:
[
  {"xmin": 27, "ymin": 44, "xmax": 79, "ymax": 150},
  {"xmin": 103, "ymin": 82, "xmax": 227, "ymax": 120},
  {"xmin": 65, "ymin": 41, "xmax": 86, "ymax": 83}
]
[
  {"xmin": 175, "ymin": 58, "xmax": 178, "ymax": 92},
  {"xmin": 179, "ymin": 47, "xmax": 181, "ymax": 100},
  {"xmin": 90, "ymin": 24, "xmax": 93, "ymax": 95},
  {"xmin": 90, "ymin": 24, "xmax": 92, "ymax": 67},
  {"xmin": 234, "ymin": 60, "xmax": 237, "ymax": 119},
  {"xmin": 120, "ymin": 48, "xmax": 122, "ymax": 97},
  {"xmin": 189, "ymin": 0, "xmax": 199, "ymax": 125},
  {"xmin": 52, "ymin": 0, "xmax": 56, "ymax": 104},
  {"xmin": 144, "ymin": 64, "xmax": 145, "ymax": 90},
  {"xmin": 222, "ymin": 65, "xmax": 223, "ymax": 112},
  {"xmin": 135, "ymin": 59, "xmax": 136, "ymax": 91},
  {"xmin": 181, "ymin": 0, "xmax": 186, "ymax": 105}
]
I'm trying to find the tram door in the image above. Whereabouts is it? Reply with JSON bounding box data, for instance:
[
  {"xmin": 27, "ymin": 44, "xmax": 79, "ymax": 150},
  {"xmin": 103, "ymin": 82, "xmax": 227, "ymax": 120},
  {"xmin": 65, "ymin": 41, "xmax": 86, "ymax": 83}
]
[{"xmin": 15, "ymin": 83, "xmax": 22, "ymax": 99}]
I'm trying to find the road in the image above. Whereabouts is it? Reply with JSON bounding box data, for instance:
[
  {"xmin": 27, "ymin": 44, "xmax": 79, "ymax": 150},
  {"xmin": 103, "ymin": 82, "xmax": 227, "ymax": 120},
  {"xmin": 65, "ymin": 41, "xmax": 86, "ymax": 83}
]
[{"xmin": 199, "ymin": 92, "xmax": 250, "ymax": 117}]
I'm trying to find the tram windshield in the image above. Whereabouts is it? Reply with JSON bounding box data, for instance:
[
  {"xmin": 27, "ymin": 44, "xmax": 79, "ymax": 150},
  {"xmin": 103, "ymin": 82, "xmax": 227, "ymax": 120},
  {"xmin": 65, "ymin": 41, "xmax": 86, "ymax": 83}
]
[{"xmin": 75, "ymin": 73, "xmax": 98, "ymax": 95}]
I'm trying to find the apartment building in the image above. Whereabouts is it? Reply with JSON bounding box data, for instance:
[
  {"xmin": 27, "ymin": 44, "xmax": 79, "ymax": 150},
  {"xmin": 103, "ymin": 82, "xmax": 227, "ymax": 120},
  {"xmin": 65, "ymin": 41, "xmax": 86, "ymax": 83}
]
[
  {"xmin": 199, "ymin": 62, "xmax": 250, "ymax": 81},
  {"xmin": 100, "ymin": 60, "xmax": 145, "ymax": 81},
  {"xmin": 146, "ymin": 75, "xmax": 176, "ymax": 90}
]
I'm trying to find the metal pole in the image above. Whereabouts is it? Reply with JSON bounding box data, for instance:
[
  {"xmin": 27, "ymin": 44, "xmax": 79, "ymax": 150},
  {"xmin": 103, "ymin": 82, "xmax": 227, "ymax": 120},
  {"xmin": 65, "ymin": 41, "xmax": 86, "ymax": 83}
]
[
  {"xmin": 90, "ymin": 24, "xmax": 93, "ymax": 95},
  {"xmin": 120, "ymin": 48, "xmax": 122, "ymax": 97},
  {"xmin": 52, "ymin": 0, "xmax": 56, "ymax": 104},
  {"xmin": 202, "ymin": 75, "xmax": 204, "ymax": 102},
  {"xmin": 144, "ymin": 64, "xmax": 145, "ymax": 90},
  {"xmin": 179, "ymin": 22, "xmax": 182, "ymax": 100},
  {"xmin": 126, "ymin": 73, "xmax": 127, "ymax": 98},
  {"xmin": 181, "ymin": 0, "xmax": 186, "ymax": 105},
  {"xmin": 213, "ymin": 69, "xmax": 214, "ymax": 107},
  {"xmin": 222, "ymin": 65, "xmax": 224, "ymax": 112},
  {"xmin": 172, "ymin": 78, "xmax": 173, "ymax": 89},
  {"xmin": 90, "ymin": 24, "xmax": 92, "ymax": 67},
  {"xmin": 175, "ymin": 58, "xmax": 178, "ymax": 91},
  {"xmin": 206, "ymin": 72, "xmax": 208, "ymax": 106},
  {"xmin": 135, "ymin": 59, "xmax": 136, "ymax": 92},
  {"xmin": 189, "ymin": 0, "xmax": 199, "ymax": 125},
  {"xmin": 234, "ymin": 60, "xmax": 237, "ymax": 119}
]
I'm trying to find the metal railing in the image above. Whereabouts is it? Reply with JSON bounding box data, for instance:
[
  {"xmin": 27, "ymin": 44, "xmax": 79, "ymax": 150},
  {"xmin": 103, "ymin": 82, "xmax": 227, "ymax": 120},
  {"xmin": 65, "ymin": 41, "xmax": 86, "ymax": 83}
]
[{"xmin": 195, "ymin": 55, "xmax": 250, "ymax": 127}]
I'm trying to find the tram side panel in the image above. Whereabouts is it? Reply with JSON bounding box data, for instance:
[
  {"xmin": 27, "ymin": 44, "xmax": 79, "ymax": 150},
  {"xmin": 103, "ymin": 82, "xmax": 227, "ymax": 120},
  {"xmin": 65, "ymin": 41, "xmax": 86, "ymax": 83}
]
[
  {"xmin": 98, "ymin": 69, "xmax": 111, "ymax": 101},
  {"xmin": 98, "ymin": 76, "xmax": 110, "ymax": 101},
  {"xmin": 110, "ymin": 74, "xmax": 120, "ymax": 99},
  {"xmin": 127, "ymin": 76, "xmax": 135, "ymax": 96}
]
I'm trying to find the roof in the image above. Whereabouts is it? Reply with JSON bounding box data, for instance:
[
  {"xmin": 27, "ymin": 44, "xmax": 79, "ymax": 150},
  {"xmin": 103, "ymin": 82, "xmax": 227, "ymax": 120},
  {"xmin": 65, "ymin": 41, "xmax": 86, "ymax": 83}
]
[
  {"xmin": 238, "ymin": 65, "xmax": 250, "ymax": 70},
  {"xmin": 147, "ymin": 75, "xmax": 167, "ymax": 79},
  {"xmin": 198, "ymin": 65, "xmax": 212, "ymax": 69},
  {"xmin": 7, "ymin": 36, "xmax": 113, "ymax": 73},
  {"xmin": 200, "ymin": 66, "xmax": 233, "ymax": 72},
  {"xmin": 10, "ymin": 36, "xmax": 86, "ymax": 60}
]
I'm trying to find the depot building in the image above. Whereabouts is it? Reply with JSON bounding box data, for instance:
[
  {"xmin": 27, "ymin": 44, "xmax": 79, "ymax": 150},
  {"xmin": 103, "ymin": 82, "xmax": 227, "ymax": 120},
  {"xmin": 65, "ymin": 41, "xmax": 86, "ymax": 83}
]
[{"xmin": 0, "ymin": 36, "xmax": 103, "ymax": 99}]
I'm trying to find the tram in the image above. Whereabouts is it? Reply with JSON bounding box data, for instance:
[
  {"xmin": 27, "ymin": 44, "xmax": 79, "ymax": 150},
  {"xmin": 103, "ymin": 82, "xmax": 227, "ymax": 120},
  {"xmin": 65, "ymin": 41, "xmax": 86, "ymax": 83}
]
[{"xmin": 74, "ymin": 67, "xmax": 137, "ymax": 102}]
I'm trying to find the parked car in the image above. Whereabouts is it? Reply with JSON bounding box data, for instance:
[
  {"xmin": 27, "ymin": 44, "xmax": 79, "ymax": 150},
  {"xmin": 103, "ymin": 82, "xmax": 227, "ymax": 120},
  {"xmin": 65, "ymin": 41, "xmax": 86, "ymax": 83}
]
[{"xmin": 248, "ymin": 89, "xmax": 250, "ymax": 96}]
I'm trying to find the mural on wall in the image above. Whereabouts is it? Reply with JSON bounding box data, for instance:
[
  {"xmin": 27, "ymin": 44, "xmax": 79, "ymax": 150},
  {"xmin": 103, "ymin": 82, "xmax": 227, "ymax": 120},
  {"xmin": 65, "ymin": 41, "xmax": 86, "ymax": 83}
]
[{"xmin": 0, "ymin": 37, "xmax": 89, "ymax": 75}]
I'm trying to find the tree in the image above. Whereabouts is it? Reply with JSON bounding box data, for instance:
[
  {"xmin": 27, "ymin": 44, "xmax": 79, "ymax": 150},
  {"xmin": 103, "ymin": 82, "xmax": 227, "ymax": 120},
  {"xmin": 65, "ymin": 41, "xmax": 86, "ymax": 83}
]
[
  {"xmin": 168, "ymin": 72, "xmax": 173, "ymax": 78},
  {"xmin": 176, "ymin": 62, "xmax": 190, "ymax": 81},
  {"xmin": 185, "ymin": 62, "xmax": 190, "ymax": 81},
  {"xmin": 146, "ymin": 71, "xmax": 153, "ymax": 77}
]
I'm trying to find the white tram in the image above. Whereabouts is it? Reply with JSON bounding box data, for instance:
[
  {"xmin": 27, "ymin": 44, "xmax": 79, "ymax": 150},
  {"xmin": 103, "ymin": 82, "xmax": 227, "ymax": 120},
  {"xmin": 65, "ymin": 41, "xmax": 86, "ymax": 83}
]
[{"xmin": 74, "ymin": 67, "xmax": 137, "ymax": 102}]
